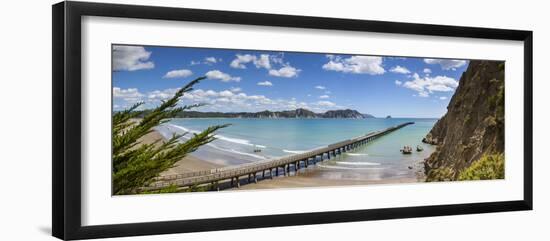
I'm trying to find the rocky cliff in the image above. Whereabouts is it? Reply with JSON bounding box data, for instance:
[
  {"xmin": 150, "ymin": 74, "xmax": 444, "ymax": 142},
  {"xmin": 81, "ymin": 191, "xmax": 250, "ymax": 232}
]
[
  {"xmin": 423, "ymin": 60, "xmax": 505, "ymax": 181},
  {"xmin": 321, "ymin": 109, "xmax": 365, "ymax": 119}
]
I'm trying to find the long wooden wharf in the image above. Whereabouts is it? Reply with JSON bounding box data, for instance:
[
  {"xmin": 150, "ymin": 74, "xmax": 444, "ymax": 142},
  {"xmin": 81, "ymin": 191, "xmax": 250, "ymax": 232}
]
[{"xmin": 146, "ymin": 122, "xmax": 414, "ymax": 191}]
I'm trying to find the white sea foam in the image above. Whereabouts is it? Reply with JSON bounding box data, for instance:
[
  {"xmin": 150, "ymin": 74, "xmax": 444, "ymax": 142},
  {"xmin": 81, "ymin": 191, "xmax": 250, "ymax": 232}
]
[
  {"xmin": 345, "ymin": 153, "xmax": 369, "ymax": 156},
  {"xmin": 282, "ymin": 146, "xmax": 325, "ymax": 154},
  {"xmin": 317, "ymin": 164, "xmax": 385, "ymax": 170},
  {"xmin": 160, "ymin": 124, "xmax": 268, "ymax": 160},
  {"xmin": 335, "ymin": 161, "xmax": 380, "ymax": 166},
  {"xmin": 282, "ymin": 149, "xmax": 308, "ymax": 154},
  {"xmin": 167, "ymin": 123, "xmax": 195, "ymax": 133},
  {"xmin": 166, "ymin": 123, "xmax": 266, "ymax": 148},
  {"xmin": 207, "ymin": 144, "xmax": 267, "ymax": 160},
  {"xmin": 215, "ymin": 135, "xmax": 266, "ymax": 148}
]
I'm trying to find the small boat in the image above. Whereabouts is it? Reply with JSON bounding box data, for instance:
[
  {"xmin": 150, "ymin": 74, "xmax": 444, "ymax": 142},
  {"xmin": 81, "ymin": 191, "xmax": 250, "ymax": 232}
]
[
  {"xmin": 253, "ymin": 144, "xmax": 262, "ymax": 153},
  {"xmin": 400, "ymin": 145, "xmax": 412, "ymax": 154},
  {"xmin": 416, "ymin": 145, "xmax": 424, "ymax": 152}
]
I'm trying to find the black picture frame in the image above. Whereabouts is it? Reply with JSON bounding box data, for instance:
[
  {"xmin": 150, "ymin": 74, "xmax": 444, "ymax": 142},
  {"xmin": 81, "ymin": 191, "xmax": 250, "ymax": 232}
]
[{"xmin": 52, "ymin": 1, "xmax": 533, "ymax": 240}]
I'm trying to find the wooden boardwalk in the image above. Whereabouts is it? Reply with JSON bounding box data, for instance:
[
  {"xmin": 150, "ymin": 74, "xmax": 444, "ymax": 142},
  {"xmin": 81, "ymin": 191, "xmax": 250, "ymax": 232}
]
[{"xmin": 145, "ymin": 122, "xmax": 414, "ymax": 191}]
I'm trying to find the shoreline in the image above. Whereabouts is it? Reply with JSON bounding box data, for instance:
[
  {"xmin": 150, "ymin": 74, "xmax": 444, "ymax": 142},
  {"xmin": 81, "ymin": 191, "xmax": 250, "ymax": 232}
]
[
  {"xmin": 138, "ymin": 130, "xmax": 225, "ymax": 175},
  {"xmin": 140, "ymin": 128, "xmax": 427, "ymax": 191},
  {"xmin": 233, "ymin": 175, "xmax": 420, "ymax": 191},
  {"xmin": 232, "ymin": 160, "xmax": 425, "ymax": 191}
]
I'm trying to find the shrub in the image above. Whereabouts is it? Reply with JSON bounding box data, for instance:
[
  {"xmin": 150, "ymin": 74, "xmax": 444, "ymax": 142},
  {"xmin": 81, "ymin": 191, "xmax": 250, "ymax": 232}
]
[
  {"xmin": 458, "ymin": 153, "xmax": 504, "ymax": 180},
  {"xmin": 426, "ymin": 167, "xmax": 455, "ymax": 182}
]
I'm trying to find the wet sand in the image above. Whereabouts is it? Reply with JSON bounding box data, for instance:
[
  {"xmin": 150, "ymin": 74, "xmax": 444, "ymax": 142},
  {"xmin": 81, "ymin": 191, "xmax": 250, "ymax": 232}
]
[
  {"xmin": 235, "ymin": 175, "xmax": 418, "ymax": 190},
  {"xmin": 232, "ymin": 164, "xmax": 423, "ymax": 191}
]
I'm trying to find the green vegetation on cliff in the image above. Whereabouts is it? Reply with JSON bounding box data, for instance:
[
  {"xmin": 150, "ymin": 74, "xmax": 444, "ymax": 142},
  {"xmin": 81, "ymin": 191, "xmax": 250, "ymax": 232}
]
[
  {"xmin": 458, "ymin": 153, "xmax": 504, "ymax": 180},
  {"xmin": 426, "ymin": 153, "xmax": 504, "ymax": 182}
]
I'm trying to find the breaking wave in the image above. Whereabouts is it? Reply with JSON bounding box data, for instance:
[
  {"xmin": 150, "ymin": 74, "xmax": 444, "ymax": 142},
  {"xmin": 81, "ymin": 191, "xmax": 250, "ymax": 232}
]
[
  {"xmin": 335, "ymin": 161, "xmax": 380, "ymax": 166},
  {"xmin": 317, "ymin": 164, "xmax": 385, "ymax": 170},
  {"xmin": 166, "ymin": 123, "xmax": 266, "ymax": 148},
  {"xmin": 345, "ymin": 153, "xmax": 368, "ymax": 156}
]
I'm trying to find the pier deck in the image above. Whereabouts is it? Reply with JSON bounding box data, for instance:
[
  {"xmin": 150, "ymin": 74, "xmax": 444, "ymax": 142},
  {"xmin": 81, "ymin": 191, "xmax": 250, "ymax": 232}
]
[{"xmin": 146, "ymin": 122, "xmax": 414, "ymax": 191}]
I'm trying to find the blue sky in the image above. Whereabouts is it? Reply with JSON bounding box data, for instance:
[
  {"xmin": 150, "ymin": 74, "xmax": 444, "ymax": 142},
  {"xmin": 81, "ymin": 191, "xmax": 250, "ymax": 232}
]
[{"xmin": 112, "ymin": 45, "xmax": 469, "ymax": 118}]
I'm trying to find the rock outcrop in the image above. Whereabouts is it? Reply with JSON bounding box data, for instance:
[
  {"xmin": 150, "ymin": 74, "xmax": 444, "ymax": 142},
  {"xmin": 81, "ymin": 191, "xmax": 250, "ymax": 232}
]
[
  {"xmin": 321, "ymin": 109, "xmax": 364, "ymax": 119},
  {"xmin": 423, "ymin": 60, "xmax": 505, "ymax": 181}
]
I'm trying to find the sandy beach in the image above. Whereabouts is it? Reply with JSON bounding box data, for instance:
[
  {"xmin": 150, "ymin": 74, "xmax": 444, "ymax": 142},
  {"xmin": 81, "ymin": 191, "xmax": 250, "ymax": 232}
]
[
  {"xmin": 234, "ymin": 175, "xmax": 419, "ymax": 190},
  {"xmin": 138, "ymin": 130, "xmax": 224, "ymax": 175},
  {"xmin": 136, "ymin": 119, "xmax": 428, "ymax": 190},
  {"xmin": 140, "ymin": 128, "xmax": 424, "ymax": 190},
  {"xmin": 232, "ymin": 162, "xmax": 423, "ymax": 191}
]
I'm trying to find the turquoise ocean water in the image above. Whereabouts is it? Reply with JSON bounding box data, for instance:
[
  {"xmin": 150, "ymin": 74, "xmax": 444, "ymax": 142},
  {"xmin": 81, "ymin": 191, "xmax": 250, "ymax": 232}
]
[{"xmin": 155, "ymin": 118, "xmax": 437, "ymax": 181}]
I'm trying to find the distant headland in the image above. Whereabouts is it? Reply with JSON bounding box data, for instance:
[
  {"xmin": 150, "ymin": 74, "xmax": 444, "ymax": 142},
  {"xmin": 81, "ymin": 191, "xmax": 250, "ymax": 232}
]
[{"xmin": 136, "ymin": 108, "xmax": 376, "ymax": 119}]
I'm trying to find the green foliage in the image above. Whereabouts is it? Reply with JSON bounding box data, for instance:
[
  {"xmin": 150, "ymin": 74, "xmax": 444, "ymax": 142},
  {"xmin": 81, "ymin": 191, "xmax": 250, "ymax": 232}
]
[
  {"xmin": 426, "ymin": 167, "xmax": 455, "ymax": 182},
  {"xmin": 458, "ymin": 153, "xmax": 504, "ymax": 180},
  {"xmin": 112, "ymin": 77, "xmax": 229, "ymax": 195}
]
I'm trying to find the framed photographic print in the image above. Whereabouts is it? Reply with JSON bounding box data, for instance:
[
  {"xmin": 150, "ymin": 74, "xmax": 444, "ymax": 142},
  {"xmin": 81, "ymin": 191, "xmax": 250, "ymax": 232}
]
[{"xmin": 52, "ymin": 1, "xmax": 533, "ymax": 240}]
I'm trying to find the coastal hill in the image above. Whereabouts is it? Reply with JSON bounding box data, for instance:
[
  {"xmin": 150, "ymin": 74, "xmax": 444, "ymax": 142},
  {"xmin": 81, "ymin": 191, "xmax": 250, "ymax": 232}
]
[
  {"xmin": 422, "ymin": 60, "xmax": 505, "ymax": 181},
  {"xmin": 171, "ymin": 108, "xmax": 374, "ymax": 119}
]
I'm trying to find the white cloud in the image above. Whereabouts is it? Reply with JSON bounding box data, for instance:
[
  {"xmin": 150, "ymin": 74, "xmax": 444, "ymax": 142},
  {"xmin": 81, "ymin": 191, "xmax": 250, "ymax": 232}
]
[
  {"xmin": 423, "ymin": 68, "xmax": 432, "ymax": 74},
  {"xmin": 230, "ymin": 54, "xmax": 271, "ymax": 69},
  {"xmin": 257, "ymin": 81, "xmax": 273, "ymax": 86},
  {"xmin": 113, "ymin": 87, "xmax": 144, "ymax": 102},
  {"xmin": 390, "ymin": 65, "xmax": 411, "ymax": 74},
  {"xmin": 113, "ymin": 46, "xmax": 154, "ymax": 71},
  {"xmin": 184, "ymin": 89, "xmax": 340, "ymax": 112},
  {"xmin": 190, "ymin": 57, "xmax": 222, "ymax": 66},
  {"xmin": 205, "ymin": 57, "xmax": 218, "ymax": 64},
  {"xmin": 218, "ymin": 90, "xmax": 234, "ymax": 97},
  {"xmin": 114, "ymin": 85, "xmax": 348, "ymax": 113},
  {"xmin": 271, "ymin": 55, "xmax": 284, "ymax": 64},
  {"xmin": 254, "ymin": 54, "xmax": 271, "ymax": 69},
  {"xmin": 181, "ymin": 89, "xmax": 280, "ymax": 111},
  {"xmin": 315, "ymin": 85, "xmax": 326, "ymax": 90},
  {"xmin": 319, "ymin": 95, "xmax": 330, "ymax": 99},
  {"xmin": 322, "ymin": 55, "xmax": 385, "ymax": 75},
  {"xmin": 269, "ymin": 66, "xmax": 300, "ymax": 78},
  {"xmin": 230, "ymin": 87, "xmax": 242, "ymax": 92},
  {"xmin": 424, "ymin": 59, "xmax": 467, "ymax": 70},
  {"xmin": 230, "ymin": 54, "xmax": 256, "ymax": 69},
  {"xmin": 400, "ymin": 73, "xmax": 459, "ymax": 97},
  {"xmin": 316, "ymin": 101, "xmax": 336, "ymax": 107},
  {"xmin": 205, "ymin": 70, "xmax": 241, "ymax": 82},
  {"xmin": 113, "ymin": 87, "xmax": 146, "ymax": 110},
  {"xmin": 439, "ymin": 96, "xmax": 448, "ymax": 100},
  {"xmin": 229, "ymin": 53, "xmax": 299, "ymax": 78},
  {"xmin": 418, "ymin": 92, "xmax": 430, "ymax": 97},
  {"xmin": 163, "ymin": 69, "xmax": 193, "ymax": 78},
  {"xmin": 395, "ymin": 80, "xmax": 402, "ymax": 86},
  {"xmin": 147, "ymin": 88, "xmax": 179, "ymax": 101}
]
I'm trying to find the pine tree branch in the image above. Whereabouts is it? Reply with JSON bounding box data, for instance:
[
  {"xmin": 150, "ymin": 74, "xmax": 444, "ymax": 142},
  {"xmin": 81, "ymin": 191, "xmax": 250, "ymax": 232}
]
[{"xmin": 112, "ymin": 76, "xmax": 229, "ymax": 195}]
